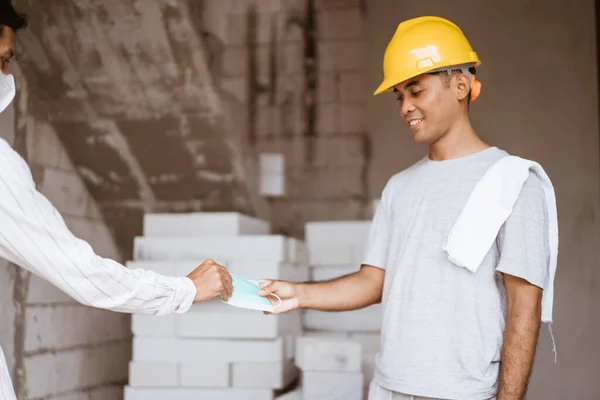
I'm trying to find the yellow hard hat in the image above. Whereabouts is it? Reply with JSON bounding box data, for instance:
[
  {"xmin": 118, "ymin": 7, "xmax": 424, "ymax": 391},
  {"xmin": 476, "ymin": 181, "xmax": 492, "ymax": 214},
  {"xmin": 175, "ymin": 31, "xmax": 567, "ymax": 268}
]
[{"xmin": 374, "ymin": 16, "xmax": 481, "ymax": 96}]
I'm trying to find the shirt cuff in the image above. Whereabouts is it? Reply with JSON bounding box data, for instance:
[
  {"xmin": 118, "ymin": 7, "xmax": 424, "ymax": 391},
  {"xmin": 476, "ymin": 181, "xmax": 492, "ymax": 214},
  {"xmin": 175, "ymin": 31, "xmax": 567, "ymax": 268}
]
[{"xmin": 171, "ymin": 277, "xmax": 197, "ymax": 314}]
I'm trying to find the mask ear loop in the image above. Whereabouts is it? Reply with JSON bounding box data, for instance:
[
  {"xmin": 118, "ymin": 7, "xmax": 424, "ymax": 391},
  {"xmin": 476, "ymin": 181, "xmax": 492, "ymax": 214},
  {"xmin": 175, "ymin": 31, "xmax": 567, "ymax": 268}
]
[{"xmin": 257, "ymin": 280, "xmax": 282, "ymax": 309}]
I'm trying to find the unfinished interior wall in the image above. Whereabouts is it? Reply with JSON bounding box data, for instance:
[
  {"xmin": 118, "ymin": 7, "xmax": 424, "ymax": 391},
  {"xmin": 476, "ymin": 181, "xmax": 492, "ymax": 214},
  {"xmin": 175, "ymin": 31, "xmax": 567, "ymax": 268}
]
[
  {"xmin": 13, "ymin": 0, "xmax": 268, "ymax": 260},
  {"xmin": 203, "ymin": 0, "xmax": 370, "ymax": 238},
  {"xmin": 364, "ymin": 1, "xmax": 600, "ymax": 398}
]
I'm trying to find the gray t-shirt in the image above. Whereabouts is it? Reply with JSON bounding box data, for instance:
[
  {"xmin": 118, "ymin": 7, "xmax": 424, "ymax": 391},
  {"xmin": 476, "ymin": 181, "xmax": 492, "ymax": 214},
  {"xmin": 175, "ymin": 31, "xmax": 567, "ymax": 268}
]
[{"xmin": 363, "ymin": 147, "xmax": 549, "ymax": 400}]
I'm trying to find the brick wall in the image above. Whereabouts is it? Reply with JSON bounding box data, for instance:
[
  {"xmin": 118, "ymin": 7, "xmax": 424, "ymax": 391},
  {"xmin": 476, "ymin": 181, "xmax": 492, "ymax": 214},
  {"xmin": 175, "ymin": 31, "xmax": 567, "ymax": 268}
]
[{"xmin": 209, "ymin": 0, "xmax": 370, "ymax": 238}]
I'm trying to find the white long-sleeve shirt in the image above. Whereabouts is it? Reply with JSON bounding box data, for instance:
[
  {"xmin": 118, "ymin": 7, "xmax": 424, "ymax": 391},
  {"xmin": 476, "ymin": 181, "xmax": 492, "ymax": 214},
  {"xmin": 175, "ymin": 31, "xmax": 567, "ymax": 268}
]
[{"xmin": 0, "ymin": 138, "xmax": 197, "ymax": 398}]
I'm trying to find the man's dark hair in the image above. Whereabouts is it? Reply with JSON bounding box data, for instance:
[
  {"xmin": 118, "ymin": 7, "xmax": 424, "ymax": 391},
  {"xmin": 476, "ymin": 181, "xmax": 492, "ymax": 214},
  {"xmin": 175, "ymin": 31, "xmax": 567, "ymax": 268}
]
[{"xmin": 0, "ymin": 0, "xmax": 27, "ymax": 32}]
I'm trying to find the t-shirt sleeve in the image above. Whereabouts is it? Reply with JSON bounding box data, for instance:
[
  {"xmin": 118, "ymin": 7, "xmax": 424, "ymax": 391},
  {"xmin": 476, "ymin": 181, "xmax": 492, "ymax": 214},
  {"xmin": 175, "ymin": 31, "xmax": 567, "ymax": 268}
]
[
  {"xmin": 362, "ymin": 181, "xmax": 393, "ymax": 270},
  {"xmin": 495, "ymin": 173, "xmax": 550, "ymax": 289}
]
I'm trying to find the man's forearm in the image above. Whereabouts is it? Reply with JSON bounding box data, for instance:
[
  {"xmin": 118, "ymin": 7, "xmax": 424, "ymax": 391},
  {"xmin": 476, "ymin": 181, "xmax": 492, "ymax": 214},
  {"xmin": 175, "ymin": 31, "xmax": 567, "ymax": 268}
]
[
  {"xmin": 296, "ymin": 265, "xmax": 384, "ymax": 311},
  {"xmin": 497, "ymin": 304, "xmax": 541, "ymax": 400}
]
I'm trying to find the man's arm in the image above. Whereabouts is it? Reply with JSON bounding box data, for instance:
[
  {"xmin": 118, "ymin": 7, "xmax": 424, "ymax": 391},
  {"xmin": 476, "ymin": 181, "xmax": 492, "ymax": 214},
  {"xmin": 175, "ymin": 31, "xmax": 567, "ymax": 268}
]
[
  {"xmin": 0, "ymin": 140, "xmax": 232, "ymax": 315},
  {"xmin": 497, "ymin": 273, "xmax": 543, "ymax": 400},
  {"xmin": 259, "ymin": 264, "xmax": 385, "ymax": 313}
]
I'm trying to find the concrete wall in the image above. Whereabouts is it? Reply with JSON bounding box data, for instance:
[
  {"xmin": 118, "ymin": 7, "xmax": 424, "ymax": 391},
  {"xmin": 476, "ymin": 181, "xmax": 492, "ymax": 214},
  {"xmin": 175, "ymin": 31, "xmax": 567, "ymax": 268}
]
[
  {"xmin": 207, "ymin": 0, "xmax": 371, "ymax": 238},
  {"xmin": 0, "ymin": 71, "xmax": 130, "ymax": 399},
  {"xmin": 364, "ymin": 1, "xmax": 600, "ymax": 399}
]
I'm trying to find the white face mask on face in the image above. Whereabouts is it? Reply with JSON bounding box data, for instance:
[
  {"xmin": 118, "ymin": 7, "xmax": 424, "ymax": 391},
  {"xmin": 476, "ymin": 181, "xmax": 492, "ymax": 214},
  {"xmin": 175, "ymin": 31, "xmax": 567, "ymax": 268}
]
[{"xmin": 0, "ymin": 73, "xmax": 15, "ymax": 113}]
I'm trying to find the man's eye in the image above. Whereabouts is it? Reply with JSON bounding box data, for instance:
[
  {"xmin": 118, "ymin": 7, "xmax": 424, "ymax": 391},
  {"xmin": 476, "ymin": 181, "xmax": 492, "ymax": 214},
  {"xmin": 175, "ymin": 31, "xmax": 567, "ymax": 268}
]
[{"xmin": 411, "ymin": 90, "xmax": 423, "ymax": 97}]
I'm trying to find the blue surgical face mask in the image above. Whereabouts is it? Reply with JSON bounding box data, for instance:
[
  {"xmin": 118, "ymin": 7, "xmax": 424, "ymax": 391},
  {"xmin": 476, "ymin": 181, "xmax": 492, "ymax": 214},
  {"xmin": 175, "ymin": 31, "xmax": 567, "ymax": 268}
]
[{"xmin": 222, "ymin": 273, "xmax": 281, "ymax": 312}]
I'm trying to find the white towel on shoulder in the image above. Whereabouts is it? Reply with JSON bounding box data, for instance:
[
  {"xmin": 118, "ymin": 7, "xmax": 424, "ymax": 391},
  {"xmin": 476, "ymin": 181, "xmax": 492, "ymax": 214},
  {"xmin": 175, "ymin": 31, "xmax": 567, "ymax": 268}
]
[{"xmin": 442, "ymin": 155, "xmax": 559, "ymax": 323}]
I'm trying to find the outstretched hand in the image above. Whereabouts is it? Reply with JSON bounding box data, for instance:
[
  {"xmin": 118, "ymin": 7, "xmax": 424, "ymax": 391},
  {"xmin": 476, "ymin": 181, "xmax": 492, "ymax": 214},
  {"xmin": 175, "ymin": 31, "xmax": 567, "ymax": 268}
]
[
  {"xmin": 258, "ymin": 279, "xmax": 301, "ymax": 314},
  {"xmin": 186, "ymin": 259, "xmax": 233, "ymax": 303}
]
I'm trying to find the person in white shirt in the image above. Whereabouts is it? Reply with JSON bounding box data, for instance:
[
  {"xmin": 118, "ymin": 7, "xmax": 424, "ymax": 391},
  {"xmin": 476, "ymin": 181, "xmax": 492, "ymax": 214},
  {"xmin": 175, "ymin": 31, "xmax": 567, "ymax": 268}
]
[
  {"xmin": 260, "ymin": 16, "xmax": 552, "ymax": 400},
  {"xmin": 0, "ymin": 2, "xmax": 233, "ymax": 398}
]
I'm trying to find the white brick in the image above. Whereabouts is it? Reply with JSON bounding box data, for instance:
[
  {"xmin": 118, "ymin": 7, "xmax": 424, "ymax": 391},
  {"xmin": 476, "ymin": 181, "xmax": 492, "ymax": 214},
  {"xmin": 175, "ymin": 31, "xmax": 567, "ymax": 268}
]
[
  {"xmin": 303, "ymin": 306, "xmax": 382, "ymax": 332},
  {"xmin": 179, "ymin": 362, "xmax": 229, "ymax": 387},
  {"xmin": 51, "ymin": 386, "xmax": 123, "ymax": 400},
  {"xmin": 276, "ymin": 389, "xmax": 302, "ymax": 400},
  {"xmin": 134, "ymin": 236, "xmax": 297, "ymax": 263},
  {"xmin": 177, "ymin": 309, "xmax": 302, "ymax": 339},
  {"xmin": 260, "ymin": 174, "xmax": 286, "ymax": 197},
  {"xmin": 128, "ymin": 260, "xmax": 307, "ymax": 286},
  {"xmin": 143, "ymin": 212, "xmax": 270, "ymax": 237},
  {"xmin": 30, "ymin": 120, "xmax": 63, "ymax": 169},
  {"xmin": 131, "ymin": 314, "xmax": 176, "ymax": 337},
  {"xmin": 302, "ymin": 331, "xmax": 348, "ymax": 340},
  {"xmin": 129, "ymin": 362, "xmax": 178, "ymax": 387},
  {"xmin": 308, "ymin": 243, "xmax": 355, "ymax": 266},
  {"xmin": 26, "ymin": 275, "xmax": 76, "ymax": 304},
  {"xmin": 305, "ymin": 221, "xmax": 371, "ymax": 246},
  {"xmin": 133, "ymin": 337, "xmax": 287, "ymax": 363},
  {"xmin": 371, "ymin": 198, "xmax": 381, "ymax": 217},
  {"xmin": 310, "ymin": 265, "xmax": 358, "ymax": 281},
  {"xmin": 348, "ymin": 333, "xmax": 381, "ymax": 354},
  {"xmin": 25, "ymin": 305, "xmax": 130, "ymax": 352},
  {"xmin": 26, "ymin": 341, "xmax": 129, "ymax": 399},
  {"xmin": 295, "ymin": 337, "xmax": 362, "ymax": 372},
  {"xmin": 302, "ymin": 371, "xmax": 363, "ymax": 400},
  {"xmin": 260, "ymin": 153, "xmax": 285, "ymax": 175},
  {"xmin": 124, "ymin": 387, "xmax": 273, "ymax": 400},
  {"xmin": 362, "ymin": 353, "xmax": 376, "ymax": 386},
  {"xmin": 287, "ymin": 238, "xmax": 309, "ymax": 266},
  {"xmin": 232, "ymin": 360, "xmax": 298, "ymax": 389},
  {"xmin": 39, "ymin": 168, "xmax": 89, "ymax": 218}
]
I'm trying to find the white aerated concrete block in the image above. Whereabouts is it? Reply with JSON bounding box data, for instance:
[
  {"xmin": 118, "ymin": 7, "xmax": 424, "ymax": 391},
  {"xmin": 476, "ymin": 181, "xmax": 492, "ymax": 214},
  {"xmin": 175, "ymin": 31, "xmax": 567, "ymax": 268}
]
[
  {"xmin": 362, "ymin": 354, "xmax": 376, "ymax": 388},
  {"xmin": 124, "ymin": 387, "xmax": 273, "ymax": 400},
  {"xmin": 276, "ymin": 388, "xmax": 302, "ymax": 400},
  {"xmin": 260, "ymin": 174, "xmax": 286, "ymax": 197},
  {"xmin": 179, "ymin": 362, "xmax": 229, "ymax": 387},
  {"xmin": 133, "ymin": 337, "xmax": 287, "ymax": 363},
  {"xmin": 129, "ymin": 362, "xmax": 178, "ymax": 387},
  {"xmin": 309, "ymin": 243, "xmax": 355, "ymax": 266},
  {"xmin": 302, "ymin": 371, "xmax": 363, "ymax": 400},
  {"xmin": 348, "ymin": 333, "xmax": 381, "ymax": 354},
  {"xmin": 302, "ymin": 331, "xmax": 348, "ymax": 340},
  {"xmin": 260, "ymin": 153, "xmax": 285, "ymax": 175},
  {"xmin": 134, "ymin": 236, "xmax": 304, "ymax": 264},
  {"xmin": 177, "ymin": 310, "xmax": 302, "ymax": 339},
  {"xmin": 127, "ymin": 260, "xmax": 308, "ymax": 283},
  {"xmin": 305, "ymin": 221, "xmax": 371, "ymax": 246},
  {"xmin": 303, "ymin": 306, "xmax": 382, "ymax": 332},
  {"xmin": 295, "ymin": 337, "xmax": 362, "ymax": 372},
  {"xmin": 131, "ymin": 314, "xmax": 176, "ymax": 337},
  {"xmin": 232, "ymin": 360, "xmax": 298, "ymax": 389},
  {"xmin": 371, "ymin": 199, "xmax": 381, "ymax": 217},
  {"xmin": 310, "ymin": 265, "xmax": 359, "ymax": 281},
  {"xmin": 143, "ymin": 212, "xmax": 270, "ymax": 237}
]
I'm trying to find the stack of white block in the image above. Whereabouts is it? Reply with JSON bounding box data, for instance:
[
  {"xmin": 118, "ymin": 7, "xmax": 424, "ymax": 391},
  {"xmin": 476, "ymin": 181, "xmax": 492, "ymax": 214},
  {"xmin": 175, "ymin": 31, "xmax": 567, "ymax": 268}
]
[
  {"xmin": 303, "ymin": 221, "xmax": 382, "ymax": 400},
  {"xmin": 294, "ymin": 336, "xmax": 364, "ymax": 400},
  {"xmin": 124, "ymin": 212, "xmax": 309, "ymax": 400}
]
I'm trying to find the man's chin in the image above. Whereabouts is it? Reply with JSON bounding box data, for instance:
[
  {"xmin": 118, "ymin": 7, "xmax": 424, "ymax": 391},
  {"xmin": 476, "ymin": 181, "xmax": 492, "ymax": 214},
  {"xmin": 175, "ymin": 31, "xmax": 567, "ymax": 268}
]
[{"xmin": 412, "ymin": 132, "xmax": 434, "ymax": 145}]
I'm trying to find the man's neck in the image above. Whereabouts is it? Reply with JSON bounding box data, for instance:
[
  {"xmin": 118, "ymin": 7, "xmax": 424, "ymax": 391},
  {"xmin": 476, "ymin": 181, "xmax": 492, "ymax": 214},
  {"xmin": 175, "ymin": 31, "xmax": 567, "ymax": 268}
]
[{"xmin": 428, "ymin": 119, "xmax": 490, "ymax": 161}]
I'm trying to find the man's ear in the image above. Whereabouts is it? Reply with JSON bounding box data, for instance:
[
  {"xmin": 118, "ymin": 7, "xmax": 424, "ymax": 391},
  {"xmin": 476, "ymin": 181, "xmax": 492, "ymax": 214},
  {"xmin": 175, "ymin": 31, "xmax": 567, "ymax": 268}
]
[{"xmin": 455, "ymin": 73, "xmax": 471, "ymax": 101}]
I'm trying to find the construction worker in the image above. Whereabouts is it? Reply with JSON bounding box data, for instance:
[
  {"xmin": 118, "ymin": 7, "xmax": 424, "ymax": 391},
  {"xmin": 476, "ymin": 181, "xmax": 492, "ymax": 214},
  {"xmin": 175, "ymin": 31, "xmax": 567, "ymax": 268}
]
[
  {"xmin": 261, "ymin": 16, "xmax": 554, "ymax": 399},
  {"xmin": 0, "ymin": 2, "xmax": 233, "ymax": 398}
]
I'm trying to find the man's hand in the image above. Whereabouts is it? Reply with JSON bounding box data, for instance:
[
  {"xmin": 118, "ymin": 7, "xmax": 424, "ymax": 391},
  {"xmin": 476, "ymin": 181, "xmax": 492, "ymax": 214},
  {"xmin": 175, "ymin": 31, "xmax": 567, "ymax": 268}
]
[
  {"xmin": 186, "ymin": 259, "xmax": 233, "ymax": 303},
  {"xmin": 258, "ymin": 280, "xmax": 300, "ymax": 314},
  {"xmin": 258, "ymin": 265, "xmax": 385, "ymax": 314}
]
